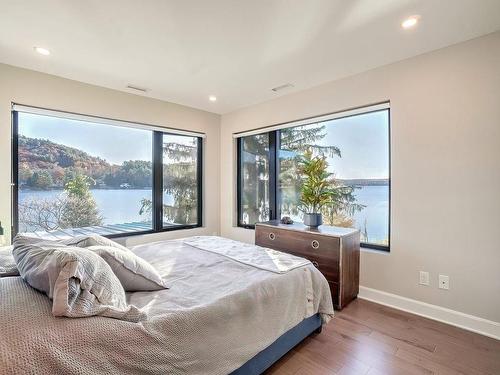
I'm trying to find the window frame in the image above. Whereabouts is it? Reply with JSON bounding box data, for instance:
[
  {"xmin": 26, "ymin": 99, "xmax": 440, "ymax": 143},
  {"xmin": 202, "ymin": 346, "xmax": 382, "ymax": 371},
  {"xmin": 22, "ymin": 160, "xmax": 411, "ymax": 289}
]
[
  {"xmin": 11, "ymin": 107, "xmax": 203, "ymax": 240},
  {"xmin": 236, "ymin": 133, "xmax": 278, "ymax": 229},
  {"xmin": 236, "ymin": 106, "xmax": 391, "ymax": 252}
]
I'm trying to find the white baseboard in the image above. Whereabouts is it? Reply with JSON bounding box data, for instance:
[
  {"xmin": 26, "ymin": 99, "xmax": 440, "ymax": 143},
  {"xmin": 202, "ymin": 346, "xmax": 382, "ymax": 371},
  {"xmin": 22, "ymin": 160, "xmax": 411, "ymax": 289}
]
[{"xmin": 358, "ymin": 286, "xmax": 500, "ymax": 340}]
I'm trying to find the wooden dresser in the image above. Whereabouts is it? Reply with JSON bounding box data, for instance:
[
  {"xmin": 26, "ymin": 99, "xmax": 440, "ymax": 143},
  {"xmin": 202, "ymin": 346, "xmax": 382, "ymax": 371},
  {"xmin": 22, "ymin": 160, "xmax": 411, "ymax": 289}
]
[{"xmin": 255, "ymin": 220, "xmax": 360, "ymax": 310}]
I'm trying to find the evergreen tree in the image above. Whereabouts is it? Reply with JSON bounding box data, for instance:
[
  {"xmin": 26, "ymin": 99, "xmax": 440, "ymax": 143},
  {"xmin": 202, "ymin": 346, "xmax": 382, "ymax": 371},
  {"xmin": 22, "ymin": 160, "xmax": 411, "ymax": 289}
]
[
  {"xmin": 60, "ymin": 175, "xmax": 103, "ymax": 228},
  {"xmin": 140, "ymin": 139, "xmax": 198, "ymax": 225},
  {"xmin": 242, "ymin": 124, "xmax": 364, "ymax": 227}
]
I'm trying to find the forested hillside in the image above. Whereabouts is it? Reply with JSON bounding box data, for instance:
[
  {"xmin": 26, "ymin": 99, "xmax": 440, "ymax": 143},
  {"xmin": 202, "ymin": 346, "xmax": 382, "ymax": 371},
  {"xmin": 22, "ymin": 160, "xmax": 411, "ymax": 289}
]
[{"xmin": 18, "ymin": 135, "xmax": 152, "ymax": 189}]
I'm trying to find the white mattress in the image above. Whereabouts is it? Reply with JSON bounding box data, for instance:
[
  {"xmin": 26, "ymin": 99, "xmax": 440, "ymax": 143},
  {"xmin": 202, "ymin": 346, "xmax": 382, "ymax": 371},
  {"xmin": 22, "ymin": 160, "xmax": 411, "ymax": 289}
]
[{"xmin": 0, "ymin": 237, "xmax": 334, "ymax": 375}]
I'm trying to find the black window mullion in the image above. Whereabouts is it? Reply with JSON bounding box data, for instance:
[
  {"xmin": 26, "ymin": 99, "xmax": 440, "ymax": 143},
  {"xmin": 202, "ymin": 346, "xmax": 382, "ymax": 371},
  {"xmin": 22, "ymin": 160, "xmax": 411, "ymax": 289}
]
[
  {"xmin": 236, "ymin": 137, "xmax": 243, "ymax": 226},
  {"xmin": 268, "ymin": 131, "xmax": 277, "ymax": 221},
  {"xmin": 11, "ymin": 111, "xmax": 19, "ymax": 239},
  {"xmin": 153, "ymin": 131, "xmax": 163, "ymax": 231},
  {"xmin": 196, "ymin": 137, "xmax": 203, "ymax": 227},
  {"xmin": 275, "ymin": 130, "xmax": 281, "ymax": 220}
]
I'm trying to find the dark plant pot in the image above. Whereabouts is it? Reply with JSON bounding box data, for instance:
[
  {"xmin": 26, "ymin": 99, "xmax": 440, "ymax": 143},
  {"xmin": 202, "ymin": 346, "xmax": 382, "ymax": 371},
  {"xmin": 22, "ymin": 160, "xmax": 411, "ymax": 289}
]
[{"xmin": 303, "ymin": 213, "xmax": 322, "ymax": 228}]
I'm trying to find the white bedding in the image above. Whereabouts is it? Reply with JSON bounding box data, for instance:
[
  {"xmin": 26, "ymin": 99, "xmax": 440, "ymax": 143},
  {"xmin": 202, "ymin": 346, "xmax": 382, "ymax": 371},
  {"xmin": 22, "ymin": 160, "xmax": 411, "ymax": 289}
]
[
  {"xmin": 0, "ymin": 236, "xmax": 334, "ymax": 375},
  {"xmin": 184, "ymin": 236, "xmax": 311, "ymax": 273}
]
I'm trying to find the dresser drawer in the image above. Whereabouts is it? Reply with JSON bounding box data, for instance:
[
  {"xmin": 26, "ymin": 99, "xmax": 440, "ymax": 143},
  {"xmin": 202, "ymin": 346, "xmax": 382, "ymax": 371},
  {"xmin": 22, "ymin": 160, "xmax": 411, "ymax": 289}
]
[
  {"xmin": 288, "ymin": 250, "xmax": 339, "ymax": 281},
  {"xmin": 256, "ymin": 225, "xmax": 340, "ymax": 257},
  {"xmin": 256, "ymin": 225, "xmax": 340, "ymax": 278}
]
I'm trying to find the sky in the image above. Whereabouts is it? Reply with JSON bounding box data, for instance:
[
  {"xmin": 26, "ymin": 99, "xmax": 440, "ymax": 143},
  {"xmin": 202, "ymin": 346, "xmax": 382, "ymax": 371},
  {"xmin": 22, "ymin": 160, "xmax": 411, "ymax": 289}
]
[
  {"xmin": 281, "ymin": 109, "xmax": 389, "ymax": 179},
  {"xmin": 18, "ymin": 112, "xmax": 152, "ymax": 164},
  {"xmin": 19, "ymin": 109, "xmax": 389, "ymax": 178}
]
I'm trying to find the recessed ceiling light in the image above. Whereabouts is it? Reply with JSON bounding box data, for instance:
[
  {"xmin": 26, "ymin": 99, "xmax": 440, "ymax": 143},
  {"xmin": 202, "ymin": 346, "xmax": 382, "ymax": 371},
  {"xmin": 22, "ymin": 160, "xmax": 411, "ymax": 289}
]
[
  {"xmin": 209, "ymin": 95, "xmax": 217, "ymax": 102},
  {"xmin": 401, "ymin": 15, "xmax": 420, "ymax": 29},
  {"xmin": 34, "ymin": 46, "xmax": 50, "ymax": 56}
]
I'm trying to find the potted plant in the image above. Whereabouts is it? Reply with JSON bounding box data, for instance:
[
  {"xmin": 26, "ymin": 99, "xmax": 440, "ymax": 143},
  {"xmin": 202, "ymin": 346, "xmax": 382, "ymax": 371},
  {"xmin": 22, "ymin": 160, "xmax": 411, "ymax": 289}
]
[{"xmin": 297, "ymin": 149, "xmax": 338, "ymax": 228}]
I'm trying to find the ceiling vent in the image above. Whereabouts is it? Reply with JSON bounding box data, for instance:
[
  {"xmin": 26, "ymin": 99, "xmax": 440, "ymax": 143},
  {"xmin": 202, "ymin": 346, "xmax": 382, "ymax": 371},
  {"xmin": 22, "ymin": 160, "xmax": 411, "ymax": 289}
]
[
  {"xmin": 126, "ymin": 84, "xmax": 148, "ymax": 93},
  {"xmin": 271, "ymin": 83, "xmax": 294, "ymax": 92}
]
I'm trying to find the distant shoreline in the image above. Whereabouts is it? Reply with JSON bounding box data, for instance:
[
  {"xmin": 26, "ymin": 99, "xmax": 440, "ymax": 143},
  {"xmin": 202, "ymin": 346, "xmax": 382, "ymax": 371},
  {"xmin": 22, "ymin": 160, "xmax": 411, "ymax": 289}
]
[
  {"xmin": 19, "ymin": 180, "xmax": 389, "ymax": 191},
  {"xmin": 338, "ymin": 178, "xmax": 389, "ymax": 186},
  {"xmin": 19, "ymin": 187, "xmax": 151, "ymax": 192}
]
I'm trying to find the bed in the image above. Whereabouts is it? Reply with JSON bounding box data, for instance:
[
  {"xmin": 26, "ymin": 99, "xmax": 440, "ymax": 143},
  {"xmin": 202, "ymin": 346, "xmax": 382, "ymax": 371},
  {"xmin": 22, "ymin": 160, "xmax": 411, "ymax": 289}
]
[{"xmin": 0, "ymin": 236, "xmax": 334, "ymax": 375}]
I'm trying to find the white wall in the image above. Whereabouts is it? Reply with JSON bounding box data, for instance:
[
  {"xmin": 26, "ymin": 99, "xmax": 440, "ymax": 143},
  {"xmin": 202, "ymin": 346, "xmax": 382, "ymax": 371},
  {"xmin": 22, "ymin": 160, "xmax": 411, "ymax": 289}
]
[
  {"xmin": 0, "ymin": 63, "xmax": 220, "ymax": 247},
  {"xmin": 219, "ymin": 32, "xmax": 500, "ymax": 323}
]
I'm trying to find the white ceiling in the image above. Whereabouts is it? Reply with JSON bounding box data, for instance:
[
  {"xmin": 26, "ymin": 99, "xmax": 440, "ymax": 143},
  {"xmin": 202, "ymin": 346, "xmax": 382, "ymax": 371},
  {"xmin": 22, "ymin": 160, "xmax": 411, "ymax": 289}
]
[{"xmin": 1, "ymin": 1, "xmax": 500, "ymax": 114}]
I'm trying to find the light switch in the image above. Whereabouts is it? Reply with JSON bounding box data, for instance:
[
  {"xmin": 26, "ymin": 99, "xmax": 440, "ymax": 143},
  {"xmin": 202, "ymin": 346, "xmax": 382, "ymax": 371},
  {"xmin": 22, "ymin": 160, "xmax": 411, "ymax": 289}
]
[{"xmin": 419, "ymin": 271, "xmax": 430, "ymax": 286}]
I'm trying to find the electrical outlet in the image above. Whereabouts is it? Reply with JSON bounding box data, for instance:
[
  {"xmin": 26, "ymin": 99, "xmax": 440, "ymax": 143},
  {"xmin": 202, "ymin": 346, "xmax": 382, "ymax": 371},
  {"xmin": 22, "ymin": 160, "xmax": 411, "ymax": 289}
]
[
  {"xmin": 419, "ymin": 271, "xmax": 430, "ymax": 286},
  {"xmin": 439, "ymin": 275, "xmax": 450, "ymax": 290}
]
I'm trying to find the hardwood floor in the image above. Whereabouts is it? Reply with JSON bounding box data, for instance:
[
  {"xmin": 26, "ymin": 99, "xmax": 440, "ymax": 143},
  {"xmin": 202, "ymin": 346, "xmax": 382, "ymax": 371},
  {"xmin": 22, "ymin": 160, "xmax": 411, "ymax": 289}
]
[{"xmin": 265, "ymin": 299, "xmax": 500, "ymax": 375}]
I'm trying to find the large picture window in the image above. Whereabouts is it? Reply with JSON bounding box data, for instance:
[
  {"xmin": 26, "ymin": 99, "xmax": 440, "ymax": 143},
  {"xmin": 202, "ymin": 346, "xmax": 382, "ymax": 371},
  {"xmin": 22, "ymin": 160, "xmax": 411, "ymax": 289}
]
[
  {"xmin": 12, "ymin": 106, "xmax": 203, "ymax": 239},
  {"xmin": 237, "ymin": 104, "xmax": 390, "ymax": 251}
]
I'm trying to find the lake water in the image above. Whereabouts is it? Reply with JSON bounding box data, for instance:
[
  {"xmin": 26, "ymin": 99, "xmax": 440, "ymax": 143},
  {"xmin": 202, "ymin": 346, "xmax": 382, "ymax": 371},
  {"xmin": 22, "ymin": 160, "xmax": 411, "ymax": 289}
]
[
  {"xmin": 20, "ymin": 186, "xmax": 389, "ymax": 242},
  {"xmin": 19, "ymin": 189, "xmax": 157, "ymax": 229},
  {"xmin": 352, "ymin": 185, "xmax": 389, "ymax": 244}
]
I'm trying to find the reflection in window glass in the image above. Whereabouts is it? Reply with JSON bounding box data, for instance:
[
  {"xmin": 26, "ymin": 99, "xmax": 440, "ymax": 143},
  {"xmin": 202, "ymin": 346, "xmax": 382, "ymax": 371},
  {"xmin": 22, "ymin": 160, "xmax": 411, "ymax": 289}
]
[
  {"xmin": 239, "ymin": 134, "xmax": 270, "ymax": 225},
  {"xmin": 162, "ymin": 134, "xmax": 199, "ymax": 226}
]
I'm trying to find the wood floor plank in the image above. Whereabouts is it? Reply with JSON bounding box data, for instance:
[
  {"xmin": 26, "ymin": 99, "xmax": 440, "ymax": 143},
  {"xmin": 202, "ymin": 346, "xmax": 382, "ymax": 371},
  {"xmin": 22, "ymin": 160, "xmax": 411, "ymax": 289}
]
[
  {"xmin": 266, "ymin": 344, "xmax": 337, "ymax": 375},
  {"xmin": 296, "ymin": 334, "xmax": 370, "ymax": 374},
  {"xmin": 336, "ymin": 314, "xmax": 437, "ymax": 355},
  {"xmin": 326, "ymin": 317, "xmax": 399, "ymax": 355},
  {"xmin": 264, "ymin": 299, "xmax": 499, "ymax": 375},
  {"xmin": 396, "ymin": 348, "xmax": 466, "ymax": 375}
]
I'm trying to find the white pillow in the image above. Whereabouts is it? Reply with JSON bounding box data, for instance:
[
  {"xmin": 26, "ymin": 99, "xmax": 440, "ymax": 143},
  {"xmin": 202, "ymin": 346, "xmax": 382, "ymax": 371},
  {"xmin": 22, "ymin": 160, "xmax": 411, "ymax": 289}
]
[
  {"xmin": 86, "ymin": 245, "xmax": 168, "ymax": 291},
  {"xmin": 61, "ymin": 234, "xmax": 130, "ymax": 252},
  {"xmin": 12, "ymin": 235, "xmax": 146, "ymax": 322},
  {"xmin": 63, "ymin": 235, "xmax": 168, "ymax": 291}
]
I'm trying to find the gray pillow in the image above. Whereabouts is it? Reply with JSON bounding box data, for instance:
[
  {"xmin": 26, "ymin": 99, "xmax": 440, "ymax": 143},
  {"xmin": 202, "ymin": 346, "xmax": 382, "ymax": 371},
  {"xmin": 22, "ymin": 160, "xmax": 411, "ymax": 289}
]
[
  {"xmin": 0, "ymin": 246, "xmax": 19, "ymax": 277},
  {"xmin": 12, "ymin": 235, "xmax": 146, "ymax": 322},
  {"xmin": 63, "ymin": 235, "xmax": 168, "ymax": 291},
  {"xmin": 86, "ymin": 245, "xmax": 168, "ymax": 291},
  {"xmin": 61, "ymin": 234, "xmax": 130, "ymax": 252}
]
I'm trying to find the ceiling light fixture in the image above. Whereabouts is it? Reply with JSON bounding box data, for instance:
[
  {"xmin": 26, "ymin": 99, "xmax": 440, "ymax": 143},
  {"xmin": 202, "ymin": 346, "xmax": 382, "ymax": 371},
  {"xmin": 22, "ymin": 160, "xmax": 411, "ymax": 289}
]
[
  {"xmin": 34, "ymin": 46, "xmax": 50, "ymax": 55},
  {"xmin": 401, "ymin": 15, "xmax": 420, "ymax": 29},
  {"xmin": 209, "ymin": 95, "xmax": 217, "ymax": 102}
]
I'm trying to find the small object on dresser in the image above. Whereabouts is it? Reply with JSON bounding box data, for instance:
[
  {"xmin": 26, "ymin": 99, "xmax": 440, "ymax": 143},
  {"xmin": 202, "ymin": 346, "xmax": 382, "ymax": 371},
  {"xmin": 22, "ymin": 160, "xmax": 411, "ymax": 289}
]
[
  {"xmin": 303, "ymin": 213, "xmax": 322, "ymax": 228},
  {"xmin": 280, "ymin": 216, "xmax": 294, "ymax": 224}
]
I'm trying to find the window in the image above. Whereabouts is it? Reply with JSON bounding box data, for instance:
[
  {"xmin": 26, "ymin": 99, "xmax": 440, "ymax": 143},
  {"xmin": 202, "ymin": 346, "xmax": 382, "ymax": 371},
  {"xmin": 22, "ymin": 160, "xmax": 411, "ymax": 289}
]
[
  {"xmin": 237, "ymin": 133, "xmax": 271, "ymax": 226},
  {"xmin": 12, "ymin": 106, "xmax": 203, "ymax": 239},
  {"xmin": 162, "ymin": 134, "xmax": 201, "ymax": 226},
  {"xmin": 237, "ymin": 105, "xmax": 390, "ymax": 251}
]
